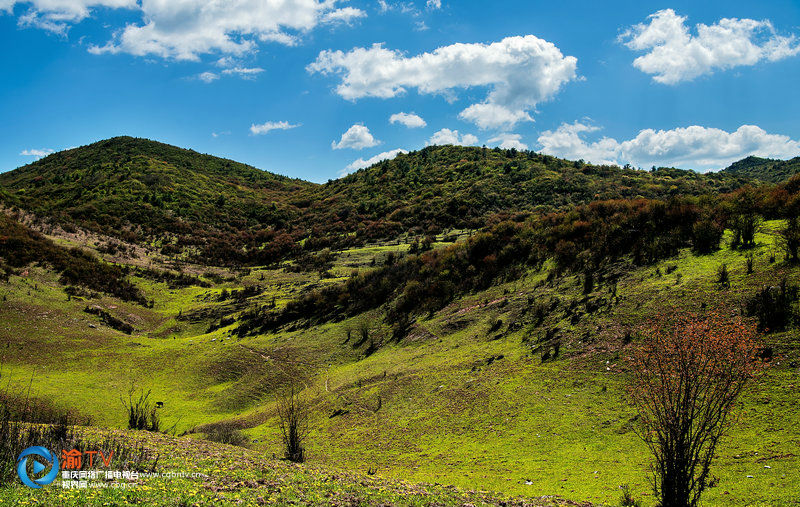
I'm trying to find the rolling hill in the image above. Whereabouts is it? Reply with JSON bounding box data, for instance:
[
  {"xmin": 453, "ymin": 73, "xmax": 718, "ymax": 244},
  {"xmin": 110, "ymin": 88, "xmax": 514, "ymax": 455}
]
[
  {"xmin": 0, "ymin": 137, "xmax": 312, "ymax": 263},
  {"xmin": 0, "ymin": 138, "xmax": 768, "ymax": 266}
]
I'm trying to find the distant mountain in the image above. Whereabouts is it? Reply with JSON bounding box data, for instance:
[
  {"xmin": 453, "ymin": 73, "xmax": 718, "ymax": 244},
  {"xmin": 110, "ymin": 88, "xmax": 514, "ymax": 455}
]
[
  {"xmin": 0, "ymin": 138, "xmax": 761, "ymax": 265},
  {"xmin": 722, "ymin": 155, "xmax": 800, "ymax": 183}
]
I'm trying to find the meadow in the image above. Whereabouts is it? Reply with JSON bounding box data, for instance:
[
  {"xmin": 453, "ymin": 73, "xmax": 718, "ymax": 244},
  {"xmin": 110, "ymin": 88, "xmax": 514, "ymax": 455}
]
[{"xmin": 1, "ymin": 220, "xmax": 798, "ymax": 506}]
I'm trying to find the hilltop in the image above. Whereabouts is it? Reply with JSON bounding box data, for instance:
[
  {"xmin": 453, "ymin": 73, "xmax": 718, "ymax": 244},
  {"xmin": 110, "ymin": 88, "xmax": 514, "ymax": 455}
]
[
  {"xmin": 0, "ymin": 137, "xmax": 312, "ymax": 264},
  {"xmin": 722, "ymin": 155, "xmax": 800, "ymax": 182},
  {"xmin": 305, "ymin": 146, "xmax": 751, "ymax": 236}
]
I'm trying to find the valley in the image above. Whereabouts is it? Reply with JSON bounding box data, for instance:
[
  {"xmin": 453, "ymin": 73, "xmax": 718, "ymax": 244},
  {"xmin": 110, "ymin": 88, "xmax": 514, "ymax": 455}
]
[{"xmin": 1, "ymin": 139, "xmax": 799, "ymax": 505}]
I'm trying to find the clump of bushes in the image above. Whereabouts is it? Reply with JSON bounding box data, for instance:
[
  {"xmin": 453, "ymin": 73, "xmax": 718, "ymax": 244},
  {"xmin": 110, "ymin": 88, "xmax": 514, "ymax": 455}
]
[
  {"xmin": 745, "ymin": 279, "xmax": 799, "ymax": 332},
  {"xmin": 84, "ymin": 306, "xmax": 134, "ymax": 334},
  {"xmin": 716, "ymin": 264, "xmax": 730, "ymax": 289},
  {"xmin": 692, "ymin": 219, "xmax": 723, "ymax": 254}
]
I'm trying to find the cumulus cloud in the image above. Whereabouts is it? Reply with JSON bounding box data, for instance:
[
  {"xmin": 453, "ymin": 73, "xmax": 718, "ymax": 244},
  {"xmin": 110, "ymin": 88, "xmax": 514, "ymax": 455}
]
[
  {"xmin": 76, "ymin": 1, "xmax": 366, "ymax": 61},
  {"xmin": 537, "ymin": 121, "xmax": 800, "ymax": 170},
  {"xmin": 459, "ymin": 103, "xmax": 532, "ymax": 131},
  {"xmin": 536, "ymin": 122, "xmax": 620, "ymax": 165},
  {"xmin": 426, "ymin": 0, "xmax": 441, "ymax": 9},
  {"xmin": 250, "ymin": 120, "xmax": 300, "ymax": 135},
  {"xmin": 487, "ymin": 133, "xmax": 527, "ymax": 150},
  {"xmin": 389, "ymin": 112, "xmax": 426, "ymax": 128},
  {"xmin": 332, "ymin": 124, "xmax": 380, "ymax": 150},
  {"xmin": 428, "ymin": 128, "xmax": 478, "ymax": 146},
  {"xmin": 620, "ymin": 9, "xmax": 800, "ymax": 84},
  {"xmin": 341, "ymin": 148, "xmax": 407, "ymax": 176},
  {"xmin": 308, "ymin": 35, "xmax": 578, "ymax": 129},
  {"xmin": 322, "ymin": 6, "xmax": 365, "ymax": 24}
]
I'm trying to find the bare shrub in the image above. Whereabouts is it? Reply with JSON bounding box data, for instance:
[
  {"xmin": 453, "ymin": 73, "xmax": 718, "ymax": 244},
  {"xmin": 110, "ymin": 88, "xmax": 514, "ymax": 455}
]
[
  {"xmin": 122, "ymin": 388, "xmax": 160, "ymax": 432},
  {"xmin": 276, "ymin": 384, "xmax": 308, "ymax": 463}
]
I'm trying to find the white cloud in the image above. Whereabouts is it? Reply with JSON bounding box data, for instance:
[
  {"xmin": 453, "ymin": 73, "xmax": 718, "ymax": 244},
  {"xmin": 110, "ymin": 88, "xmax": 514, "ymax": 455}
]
[
  {"xmin": 487, "ymin": 133, "xmax": 527, "ymax": 150},
  {"xmin": 80, "ymin": 1, "xmax": 365, "ymax": 61},
  {"xmin": 308, "ymin": 35, "xmax": 578, "ymax": 129},
  {"xmin": 389, "ymin": 112, "xmax": 426, "ymax": 128},
  {"xmin": 428, "ymin": 128, "xmax": 478, "ymax": 146},
  {"xmin": 332, "ymin": 124, "xmax": 380, "ymax": 150},
  {"xmin": 197, "ymin": 71, "xmax": 219, "ymax": 83},
  {"xmin": 341, "ymin": 148, "xmax": 407, "ymax": 176},
  {"xmin": 620, "ymin": 9, "xmax": 800, "ymax": 84},
  {"xmin": 20, "ymin": 148, "xmax": 54, "ymax": 158},
  {"xmin": 3, "ymin": 0, "xmax": 136, "ymax": 32},
  {"xmin": 221, "ymin": 67, "xmax": 265, "ymax": 79},
  {"xmin": 536, "ymin": 121, "xmax": 619, "ymax": 165},
  {"xmin": 322, "ymin": 6, "xmax": 365, "ymax": 24},
  {"xmin": 537, "ymin": 121, "xmax": 800, "ymax": 170},
  {"xmin": 426, "ymin": 0, "xmax": 441, "ymax": 9},
  {"xmin": 250, "ymin": 120, "xmax": 301, "ymax": 135},
  {"xmin": 459, "ymin": 103, "xmax": 532, "ymax": 131},
  {"xmin": 377, "ymin": 1, "xmax": 418, "ymax": 16}
]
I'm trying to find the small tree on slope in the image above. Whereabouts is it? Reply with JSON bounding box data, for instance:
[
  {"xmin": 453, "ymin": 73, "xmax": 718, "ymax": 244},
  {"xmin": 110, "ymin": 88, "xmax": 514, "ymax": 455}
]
[{"xmin": 627, "ymin": 312, "xmax": 761, "ymax": 507}]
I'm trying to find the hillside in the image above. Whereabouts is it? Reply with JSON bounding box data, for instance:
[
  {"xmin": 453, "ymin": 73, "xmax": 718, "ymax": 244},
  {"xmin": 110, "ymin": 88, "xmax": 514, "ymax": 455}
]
[
  {"xmin": 1, "ymin": 190, "xmax": 799, "ymax": 506},
  {"xmin": 723, "ymin": 155, "xmax": 800, "ymax": 182},
  {"xmin": 0, "ymin": 139, "xmax": 763, "ymax": 265},
  {"xmin": 0, "ymin": 137, "xmax": 312, "ymax": 264},
  {"xmin": 302, "ymin": 146, "xmax": 751, "ymax": 238},
  {"xmin": 2, "ymin": 139, "xmax": 800, "ymax": 506}
]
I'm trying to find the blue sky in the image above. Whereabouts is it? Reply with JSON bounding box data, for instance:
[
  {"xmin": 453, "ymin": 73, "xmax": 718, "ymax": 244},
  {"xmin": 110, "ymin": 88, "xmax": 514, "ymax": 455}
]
[{"xmin": 1, "ymin": 0, "xmax": 799, "ymax": 181}]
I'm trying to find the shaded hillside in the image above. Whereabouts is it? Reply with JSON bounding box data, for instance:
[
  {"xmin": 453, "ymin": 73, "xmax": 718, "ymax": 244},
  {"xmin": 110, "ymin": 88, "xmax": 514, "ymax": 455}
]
[
  {"xmin": 723, "ymin": 155, "xmax": 800, "ymax": 182},
  {"xmin": 0, "ymin": 213, "xmax": 144, "ymax": 303}
]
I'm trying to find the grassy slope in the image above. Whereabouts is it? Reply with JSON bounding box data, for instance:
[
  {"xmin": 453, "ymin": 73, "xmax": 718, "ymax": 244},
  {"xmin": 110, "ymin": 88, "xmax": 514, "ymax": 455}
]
[
  {"xmin": 0, "ymin": 428, "xmax": 588, "ymax": 507},
  {"xmin": 1, "ymin": 224, "xmax": 799, "ymax": 506}
]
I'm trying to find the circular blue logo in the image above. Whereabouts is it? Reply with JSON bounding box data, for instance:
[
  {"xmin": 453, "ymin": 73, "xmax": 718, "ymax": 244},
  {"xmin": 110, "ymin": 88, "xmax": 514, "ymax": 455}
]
[{"xmin": 16, "ymin": 446, "xmax": 60, "ymax": 489}]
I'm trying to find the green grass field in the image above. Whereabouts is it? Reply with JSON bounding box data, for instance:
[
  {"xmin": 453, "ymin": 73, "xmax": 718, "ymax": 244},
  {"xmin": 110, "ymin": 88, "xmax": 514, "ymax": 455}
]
[{"xmin": 1, "ymin": 222, "xmax": 799, "ymax": 506}]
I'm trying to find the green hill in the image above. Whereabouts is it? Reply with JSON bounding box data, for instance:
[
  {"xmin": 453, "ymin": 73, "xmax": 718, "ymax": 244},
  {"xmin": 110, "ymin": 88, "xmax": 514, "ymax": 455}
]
[
  {"xmin": 0, "ymin": 139, "xmax": 762, "ymax": 265},
  {"xmin": 0, "ymin": 137, "xmax": 312, "ymax": 263},
  {"xmin": 303, "ymin": 146, "xmax": 751, "ymax": 237},
  {"xmin": 723, "ymin": 155, "xmax": 800, "ymax": 182}
]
